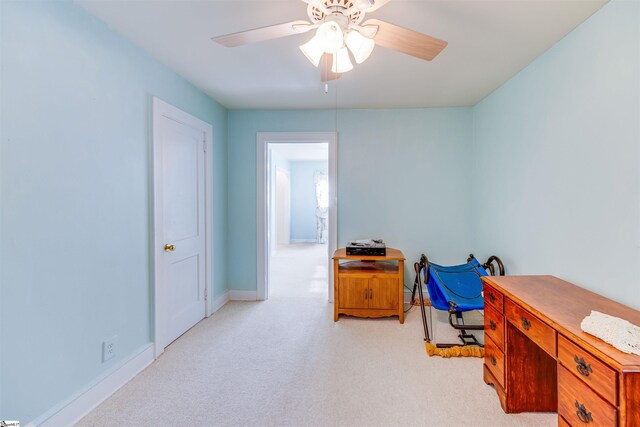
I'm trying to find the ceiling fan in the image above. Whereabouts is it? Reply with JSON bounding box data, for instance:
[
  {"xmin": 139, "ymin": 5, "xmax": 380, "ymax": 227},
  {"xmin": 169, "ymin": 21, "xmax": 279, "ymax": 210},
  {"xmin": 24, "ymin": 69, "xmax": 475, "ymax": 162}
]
[{"xmin": 212, "ymin": 0, "xmax": 448, "ymax": 82}]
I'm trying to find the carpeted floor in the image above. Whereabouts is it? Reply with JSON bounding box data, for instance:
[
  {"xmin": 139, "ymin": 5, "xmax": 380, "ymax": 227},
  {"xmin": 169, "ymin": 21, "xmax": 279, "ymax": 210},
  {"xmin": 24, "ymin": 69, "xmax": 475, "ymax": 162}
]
[{"xmin": 77, "ymin": 243, "xmax": 555, "ymax": 426}]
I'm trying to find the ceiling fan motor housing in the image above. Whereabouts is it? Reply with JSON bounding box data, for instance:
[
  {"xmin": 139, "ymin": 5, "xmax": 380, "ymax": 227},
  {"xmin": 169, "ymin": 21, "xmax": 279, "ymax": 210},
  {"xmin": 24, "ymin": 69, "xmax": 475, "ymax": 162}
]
[
  {"xmin": 325, "ymin": 13, "xmax": 349, "ymax": 31},
  {"xmin": 307, "ymin": 0, "xmax": 366, "ymax": 25}
]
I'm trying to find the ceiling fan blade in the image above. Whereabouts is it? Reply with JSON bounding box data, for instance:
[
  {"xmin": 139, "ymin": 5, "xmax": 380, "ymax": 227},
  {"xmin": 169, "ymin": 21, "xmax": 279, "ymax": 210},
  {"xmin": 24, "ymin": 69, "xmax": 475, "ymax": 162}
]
[
  {"xmin": 364, "ymin": 19, "xmax": 447, "ymax": 61},
  {"xmin": 212, "ymin": 20, "xmax": 313, "ymax": 47},
  {"xmin": 320, "ymin": 54, "xmax": 341, "ymax": 82}
]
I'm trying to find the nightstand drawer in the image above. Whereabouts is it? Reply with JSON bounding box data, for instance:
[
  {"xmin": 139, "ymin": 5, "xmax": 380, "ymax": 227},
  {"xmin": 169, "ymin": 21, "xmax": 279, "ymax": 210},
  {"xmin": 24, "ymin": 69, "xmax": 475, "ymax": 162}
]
[
  {"xmin": 505, "ymin": 298, "xmax": 556, "ymax": 357},
  {"xmin": 558, "ymin": 335, "xmax": 617, "ymax": 406},
  {"xmin": 484, "ymin": 303, "xmax": 504, "ymax": 350},
  {"xmin": 558, "ymin": 365, "xmax": 616, "ymax": 426}
]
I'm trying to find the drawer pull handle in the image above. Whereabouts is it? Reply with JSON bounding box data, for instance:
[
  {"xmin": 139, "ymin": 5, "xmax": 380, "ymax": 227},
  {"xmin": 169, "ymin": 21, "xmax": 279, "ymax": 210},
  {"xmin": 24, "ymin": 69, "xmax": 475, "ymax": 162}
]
[
  {"xmin": 490, "ymin": 355, "xmax": 497, "ymax": 366},
  {"xmin": 489, "ymin": 319, "xmax": 497, "ymax": 331},
  {"xmin": 521, "ymin": 316, "xmax": 531, "ymax": 331},
  {"xmin": 369, "ymin": 288, "xmax": 372, "ymax": 299},
  {"xmin": 364, "ymin": 289, "xmax": 368, "ymax": 300},
  {"xmin": 575, "ymin": 401, "xmax": 593, "ymax": 424},
  {"xmin": 488, "ymin": 293, "xmax": 496, "ymax": 303},
  {"xmin": 574, "ymin": 356, "xmax": 593, "ymax": 377}
]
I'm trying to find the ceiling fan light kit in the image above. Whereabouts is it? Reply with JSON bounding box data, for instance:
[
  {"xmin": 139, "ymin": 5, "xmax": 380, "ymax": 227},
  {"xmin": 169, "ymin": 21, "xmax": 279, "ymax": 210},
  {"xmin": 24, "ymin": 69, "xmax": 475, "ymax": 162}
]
[
  {"xmin": 298, "ymin": 21, "xmax": 371, "ymax": 71},
  {"xmin": 316, "ymin": 21, "xmax": 344, "ymax": 53},
  {"xmin": 332, "ymin": 46, "xmax": 354, "ymax": 73},
  {"xmin": 345, "ymin": 30, "xmax": 375, "ymax": 64},
  {"xmin": 299, "ymin": 35, "xmax": 325, "ymax": 67},
  {"xmin": 297, "ymin": 5, "xmax": 373, "ymax": 74},
  {"xmin": 212, "ymin": 0, "xmax": 448, "ymax": 82}
]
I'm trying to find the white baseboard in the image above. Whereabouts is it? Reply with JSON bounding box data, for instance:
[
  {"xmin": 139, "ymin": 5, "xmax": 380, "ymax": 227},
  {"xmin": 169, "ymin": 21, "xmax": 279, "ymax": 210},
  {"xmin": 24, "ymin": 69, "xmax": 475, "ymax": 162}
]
[
  {"xmin": 32, "ymin": 344, "xmax": 154, "ymax": 427},
  {"xmin": 290, "ymin": 239, "xmax": 317, "ymax": 243},
  {"xmin": 211, "ymin": 290, "xmax": 230, "ymax": 313},
  {"xmin": 229, "ymin": 290, "xmax": 257, "ymax": 301}
]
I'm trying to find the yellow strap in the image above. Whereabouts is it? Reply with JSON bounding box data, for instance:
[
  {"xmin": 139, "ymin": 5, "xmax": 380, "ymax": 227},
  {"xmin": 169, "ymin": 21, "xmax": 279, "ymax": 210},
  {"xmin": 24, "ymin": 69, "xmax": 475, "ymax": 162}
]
[{"xmin": 425, "ymin": 342, "xmax": 484, "ymax": 358}]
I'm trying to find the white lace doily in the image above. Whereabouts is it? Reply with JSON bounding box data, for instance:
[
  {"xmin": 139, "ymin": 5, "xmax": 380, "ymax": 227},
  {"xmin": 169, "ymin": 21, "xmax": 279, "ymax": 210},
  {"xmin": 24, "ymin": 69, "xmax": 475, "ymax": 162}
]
[{"xmin": 581, "ymin": 310, "xmax": 640, "ymax": 356}]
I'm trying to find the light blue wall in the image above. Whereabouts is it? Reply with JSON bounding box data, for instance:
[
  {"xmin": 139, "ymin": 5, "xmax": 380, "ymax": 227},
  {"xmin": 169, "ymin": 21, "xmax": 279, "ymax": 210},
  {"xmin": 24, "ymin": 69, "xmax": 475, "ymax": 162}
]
[
  {"xmin": 0, "ymin": 1, "xmax": 227, "ymax": 422},
  {"xmin": 472, "ymin": 0, "xmax": 640, "ymax": 309},
  {"xmin": 290, "ymin": 160, "xmax": 328, "ymax": 241},
  {"xmin": 3, "ymin": 0, "xmax": 637, "ymax": 422},
  {"xmin": 227, "ymin": 108, "xmax": 474, "ymax": 291}
]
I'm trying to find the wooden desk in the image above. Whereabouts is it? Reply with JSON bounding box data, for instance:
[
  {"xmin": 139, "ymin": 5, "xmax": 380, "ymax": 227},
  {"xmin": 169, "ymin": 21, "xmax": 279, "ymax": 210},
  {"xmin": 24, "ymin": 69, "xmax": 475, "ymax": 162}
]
[
  {"xmin": 481, "ymin": 275, "xmax": 640, "ymax": 426},
  {"xmin": 332, "ymin": 248, "xmax": 405, "ymax": 323}
]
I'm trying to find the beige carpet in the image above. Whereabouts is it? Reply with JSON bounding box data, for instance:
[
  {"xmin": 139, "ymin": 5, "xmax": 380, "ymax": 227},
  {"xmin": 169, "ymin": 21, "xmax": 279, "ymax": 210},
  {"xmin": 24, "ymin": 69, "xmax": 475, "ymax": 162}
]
[{"xmin": 77, "ymin": 243, "xmax": 555, "ymax": 427}]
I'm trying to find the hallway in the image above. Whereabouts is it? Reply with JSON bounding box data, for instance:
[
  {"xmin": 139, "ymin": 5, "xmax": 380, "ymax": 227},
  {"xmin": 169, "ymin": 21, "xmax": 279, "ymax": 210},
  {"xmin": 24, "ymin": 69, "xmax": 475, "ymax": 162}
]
[{"xmin": 269, "ymin": 243, "xmax": 329, "ymax": 299}]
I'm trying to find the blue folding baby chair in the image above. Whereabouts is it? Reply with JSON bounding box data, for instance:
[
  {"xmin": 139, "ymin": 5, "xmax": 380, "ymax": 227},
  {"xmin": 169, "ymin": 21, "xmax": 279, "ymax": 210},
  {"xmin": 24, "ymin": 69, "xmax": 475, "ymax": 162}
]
[{"xmin": 411, "ymin": 253, "xmax": 504, "ymax": 348}]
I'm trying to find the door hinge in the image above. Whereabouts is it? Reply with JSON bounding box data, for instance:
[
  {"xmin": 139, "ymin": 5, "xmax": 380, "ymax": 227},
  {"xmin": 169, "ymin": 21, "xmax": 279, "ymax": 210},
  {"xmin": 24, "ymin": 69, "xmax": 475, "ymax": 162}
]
[
  {"xmin": 202, "ymin": 140, "xmax": 206, "ymax": 153},
  {"xmin": 204, "ymin": 286, "xmax": 208, "ymax": 299}
]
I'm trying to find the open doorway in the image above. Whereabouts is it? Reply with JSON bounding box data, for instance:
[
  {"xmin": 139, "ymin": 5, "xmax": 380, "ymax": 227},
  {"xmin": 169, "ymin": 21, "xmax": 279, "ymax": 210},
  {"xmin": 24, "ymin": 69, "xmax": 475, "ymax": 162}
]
[
  {"xmin": 269, "ymin": 143, "xmax": 329, "ymax": 299},
  {"xmin": 256, "ymin": 132, "xmax": 337, "ymax": 302}
]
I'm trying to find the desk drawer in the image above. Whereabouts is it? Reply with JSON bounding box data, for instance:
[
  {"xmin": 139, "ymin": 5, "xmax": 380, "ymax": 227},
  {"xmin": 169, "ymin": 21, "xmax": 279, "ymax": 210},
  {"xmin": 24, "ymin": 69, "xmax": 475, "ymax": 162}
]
[
  {"xmin": 484, "ymin": 283, "xmax": 504, "ymax": 313},
  {"xmin": 484, "ymin": 303, "xmax": 505, "ymax": 350},
  {"xmin": 484, "ymin": 335, "xmax": 505, "ymax": 389},
  {"xmin": 558, "ymin": 365, "xmax": 616, "ymax": 427},
  {"xmin": 558, "ymin": 335, "xmax": 617, "ymax": 406},
  {"xmin": 505, "ymin": 299, "xmax": 556, "ymax": 357}
]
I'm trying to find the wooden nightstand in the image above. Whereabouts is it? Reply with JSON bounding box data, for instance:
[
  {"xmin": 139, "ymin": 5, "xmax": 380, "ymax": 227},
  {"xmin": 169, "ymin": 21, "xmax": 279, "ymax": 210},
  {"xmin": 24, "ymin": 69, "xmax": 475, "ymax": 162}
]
[{"xmin": 332, "ymin": 248, "xmax": 405, "ymax": 323}]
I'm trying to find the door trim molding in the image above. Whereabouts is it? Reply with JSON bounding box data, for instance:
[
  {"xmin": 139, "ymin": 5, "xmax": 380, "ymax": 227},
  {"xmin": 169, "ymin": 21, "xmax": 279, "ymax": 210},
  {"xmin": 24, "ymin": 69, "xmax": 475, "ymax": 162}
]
[
  {"xmin": 152, "ymin": 97, "xmax": 213, "ymax": 358},
  {"xmin": 256, "ymin": 132, "xmax": 338, "ymax": 302}
]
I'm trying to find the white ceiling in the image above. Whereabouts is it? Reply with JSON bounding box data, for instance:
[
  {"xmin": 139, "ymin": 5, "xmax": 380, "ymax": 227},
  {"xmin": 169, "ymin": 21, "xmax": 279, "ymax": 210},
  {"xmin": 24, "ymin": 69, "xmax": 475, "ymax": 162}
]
[
  {"xmin": 76, "ymin": 0, "xmax": 607, "ymax": 110},
  {"xmin": 270, "ymin": 143, "xmax": 329, "ymax": 161}
]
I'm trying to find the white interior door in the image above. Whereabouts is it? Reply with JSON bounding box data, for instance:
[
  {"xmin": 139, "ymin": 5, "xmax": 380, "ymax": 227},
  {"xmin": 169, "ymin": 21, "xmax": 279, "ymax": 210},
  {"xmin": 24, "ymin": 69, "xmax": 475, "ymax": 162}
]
[
  {"xmin": 275, "ymin": 168, "xmax": 290, "ymax": 245},
  {"xmin": 155, "ymin": 106, "xmax": 207, "ymax": 350}
]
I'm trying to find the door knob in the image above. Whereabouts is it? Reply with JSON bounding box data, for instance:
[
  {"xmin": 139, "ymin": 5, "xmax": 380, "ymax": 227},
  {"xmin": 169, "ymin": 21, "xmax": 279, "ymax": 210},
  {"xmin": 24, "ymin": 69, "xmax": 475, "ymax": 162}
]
[{"xmin": 164, "ymin": 244, "xmax": 175, "ymax": 252}]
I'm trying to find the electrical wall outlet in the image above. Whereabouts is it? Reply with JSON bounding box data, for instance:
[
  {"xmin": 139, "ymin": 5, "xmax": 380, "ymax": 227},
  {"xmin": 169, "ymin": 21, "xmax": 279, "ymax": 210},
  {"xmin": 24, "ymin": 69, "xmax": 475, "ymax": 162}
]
[{"xmin": 102, "ymin": 336, "xmax": 117, "ymax": 363}]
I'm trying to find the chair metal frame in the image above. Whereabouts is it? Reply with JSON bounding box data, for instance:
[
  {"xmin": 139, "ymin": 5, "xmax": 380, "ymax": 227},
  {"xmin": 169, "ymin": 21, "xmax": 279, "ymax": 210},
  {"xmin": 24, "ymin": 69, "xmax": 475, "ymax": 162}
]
[{"xmin": 411, "ymin": 253, "xmax": 505, "ymax": 348}]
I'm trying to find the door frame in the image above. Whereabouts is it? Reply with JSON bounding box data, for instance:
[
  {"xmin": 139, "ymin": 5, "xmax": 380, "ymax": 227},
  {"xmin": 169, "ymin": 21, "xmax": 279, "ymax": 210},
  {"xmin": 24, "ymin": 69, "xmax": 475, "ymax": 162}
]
[
  {"xmin": 256, "ymin": 132, "xmax": 338, "ymax": 302},
  {"xmin": 152, "ymin": 97, "xmax": 214, "ymax": 358}
]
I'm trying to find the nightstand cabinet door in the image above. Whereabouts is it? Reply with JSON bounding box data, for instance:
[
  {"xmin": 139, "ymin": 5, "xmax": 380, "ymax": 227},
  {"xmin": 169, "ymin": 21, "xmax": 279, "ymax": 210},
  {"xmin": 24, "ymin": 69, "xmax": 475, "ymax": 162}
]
[
  {"xmin": 369, "ymin": 277, "xmax": 399, "ymax": 309},
  {"xmin": 338, "ymin": 277, "xmax": 369, "ymax": 309}
]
